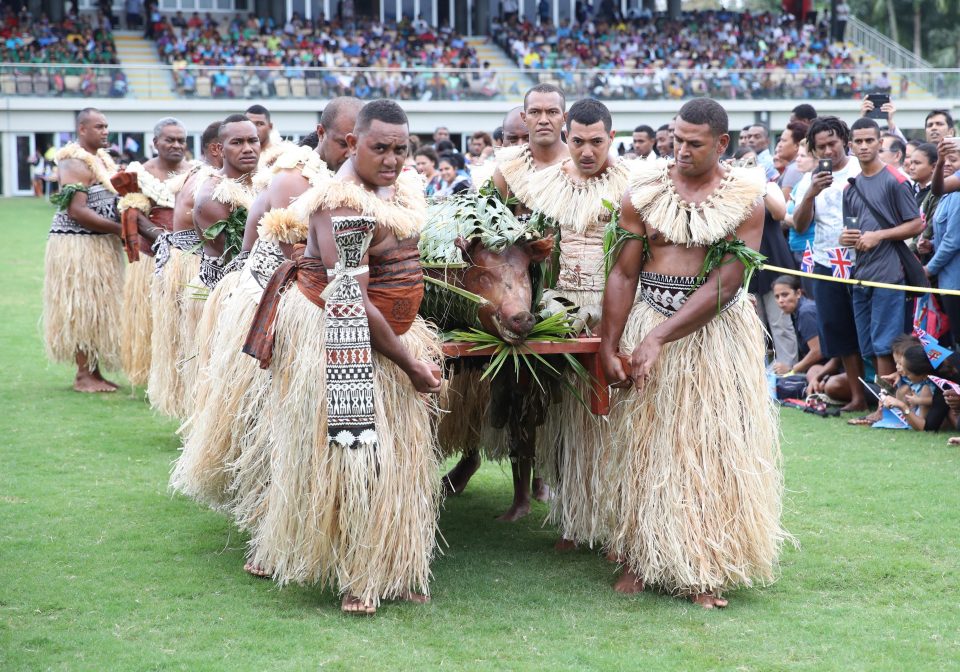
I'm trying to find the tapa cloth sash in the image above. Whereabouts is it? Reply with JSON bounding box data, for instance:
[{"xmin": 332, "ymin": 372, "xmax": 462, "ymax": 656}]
[{"xmin": 243, "ymin": 245, "xmax": 424, "ymax": 370}]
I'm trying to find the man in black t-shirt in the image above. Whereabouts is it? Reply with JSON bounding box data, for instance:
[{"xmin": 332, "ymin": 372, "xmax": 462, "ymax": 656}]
[{"xmin": 841, "ymin": 117, "xmax": 924, "ymax": 379}]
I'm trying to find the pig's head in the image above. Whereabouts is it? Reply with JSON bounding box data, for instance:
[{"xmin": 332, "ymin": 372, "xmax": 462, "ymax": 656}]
[{"xmin": 455, "ymin": 235, "xmax": 555, "ymax": 345}]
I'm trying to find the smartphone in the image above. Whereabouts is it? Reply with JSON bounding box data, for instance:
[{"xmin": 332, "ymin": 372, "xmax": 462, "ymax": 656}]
[
  {"xmin": 866, "ymin": 93, "xmax": 890, "ymax": 120},
  {"xmin": 844, "ymin": 215, "xmax": 860, "ymax": 230},
  {"xmin": 818, "ymin": 158, "xmax": 833, "ymax": 174}
]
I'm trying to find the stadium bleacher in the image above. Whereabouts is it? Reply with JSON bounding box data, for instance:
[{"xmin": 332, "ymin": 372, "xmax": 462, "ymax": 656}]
[{"xmin": 0, "ymin": 6, "xmax": 126, "ymax": 98}]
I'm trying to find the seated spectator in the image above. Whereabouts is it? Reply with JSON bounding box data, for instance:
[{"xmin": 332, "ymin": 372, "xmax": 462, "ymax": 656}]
[
  {"xmin": 879, "ymin": 344, "xmax": 937, "ymax": 430},
  {"xmin": 435, "ymin": 153, "xmax": 471, "ymax": 198},
  {"xmin": 211, "ymin": 69, "xmax": 229, "ymax": 97},
  {"xmin": 771, "ymin": 275, "xmax": 825, "ymax": 375}
]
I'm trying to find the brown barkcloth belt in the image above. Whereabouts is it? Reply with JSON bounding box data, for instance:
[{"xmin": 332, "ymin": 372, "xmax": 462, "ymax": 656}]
[{"xmin": 243, "ymin": 246, "xmax": 424, "ymax": 369}]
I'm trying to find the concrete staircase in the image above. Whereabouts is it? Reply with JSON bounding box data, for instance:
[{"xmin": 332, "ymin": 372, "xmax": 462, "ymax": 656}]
[
  {"xmin": 113, "ymin": 31, "xmax": 175, "ymax": 100},
  {"xmin": 466, "ymin": 36, "xmax": 534, "ymax": 101}
]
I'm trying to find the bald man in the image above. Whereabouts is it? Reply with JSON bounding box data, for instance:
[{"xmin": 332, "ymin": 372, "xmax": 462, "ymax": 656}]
[{"xmin": 44, "ymin": 108, "xmax": 129, "ymax": 392}]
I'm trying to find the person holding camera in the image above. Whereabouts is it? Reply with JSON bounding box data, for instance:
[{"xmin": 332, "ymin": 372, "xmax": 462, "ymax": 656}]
[
  {"xmin": 791, "ymin": 116, "xmax": 865, "ymax": 411},
  {"xmin": 841, "ymin": 117, "xmax": 923, "ymax": 381}
]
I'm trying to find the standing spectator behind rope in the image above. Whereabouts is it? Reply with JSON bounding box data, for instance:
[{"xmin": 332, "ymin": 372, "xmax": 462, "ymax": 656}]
[
  {"xmin": 792, "ymin": 116, "xmax": 866, "ymax": 411},
  {"xmin": 785, "ymin": 139, "xmax": 817, "ymax": 296},
  {"xmin": 840, "ymin": 117, "xmax": 923, "ymax": 385},
  {"xmin": 924, "ymin": 145, "xmax": 960, "ymax": 346}
]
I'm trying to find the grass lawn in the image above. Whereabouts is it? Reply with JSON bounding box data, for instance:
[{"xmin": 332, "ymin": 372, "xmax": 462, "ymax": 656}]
[{"xmin": 2, "ymin": 197, "xmax": 959, "ymax": 671}]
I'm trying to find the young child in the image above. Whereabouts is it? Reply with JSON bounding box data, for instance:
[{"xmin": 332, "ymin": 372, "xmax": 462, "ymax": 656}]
[
  {"xmin": 881, "ymin": 345, "xmax": 937, "ymax": 430},
  {"xmin": 849, "ymin": 334, "xmax": 921, "ymax": 425}
]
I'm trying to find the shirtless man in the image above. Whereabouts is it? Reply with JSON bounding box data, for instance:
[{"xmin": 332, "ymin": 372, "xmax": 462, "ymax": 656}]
[
  {"xmin": 501, "ymin": 106, "xmax": 530, "ymax": 147},
  {"xmin": 242, "ymin": 97, "xmax": 364, "ymax": 254},
  {"xmin": 245, "ymin": 104, "xmax": 273, "ymax": 156},
  {"xmin": 601, "ymin": 98, "xmax": 787, "ymax": 608},
  {"xmin": 171, "ymin": 99, "xmax": 364, "ymax": 577},
  {"xmin": 43, "ymin": 108, "xmax": 137, "ymax": 392},
  {"xmin": 524, "ymin": 98, "xmax": 632, "ymax": 552},
  {"xmin": 192, "ymin": 115, "xmax": 260, "ymax": 279},
  {"xmin": 116, "ymin": 117, "xmax": 191, "ymax": 386},
  {"xmin": 172, "ymin": 122, "xmax": 223, "ymax": 235},
  {"xmin": 477, "ymin": 83, "xmax": 568, "ymax": 521},
  {"xmin": 243, "ymin": 100, "xmax": 442, "ymax": 615},
  {"xmin": 147, "ymin": 121, "xmax": 222, "ymax": 417}
]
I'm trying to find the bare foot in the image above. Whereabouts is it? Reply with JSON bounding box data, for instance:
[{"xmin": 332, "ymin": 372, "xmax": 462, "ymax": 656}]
[
  {"xmin": 532, "ymin": 478, "xmax": 551, "ymax": 502},
  {"xmin": 840, "ymin": 401, "xmax": 867, "ymax": 412},
  {"xmin": 496, "ymin": 500, "xmax": 530, "ymax": 521},
  {"xmin": 948, "ymin": 436, "xmax": 960, "ymax": 446},
  {"xmin": 441, "ymin": 451, "xmax": 481, "ymax": 496},
  {"xmin": 613, "ymin": 569, "xmax": 645, "ymax": 594},
  {"xmin": 690, "ymin": 592, "xmax": 728, "ymax": 609},
  {"xmin": 243, "ymin": 562, "xmax": 271, "ymax": 579},
  {"xmin": 341, "ymin": 594, "xmax": 376, "ymax": 615},
  {"xmin": 73, "ymin": 372, "xmax": 118, "ymax": 393},
  {"xmin": 399, "ymin": 591, "xmax": 430, "ymax": 604},
  {"xmin": 606, "ymin": 549, "xmax": 625, "ymax": 564},
  {"xmin": 554, "ymin": 537, "xmax": 577, "ymax": 552}
]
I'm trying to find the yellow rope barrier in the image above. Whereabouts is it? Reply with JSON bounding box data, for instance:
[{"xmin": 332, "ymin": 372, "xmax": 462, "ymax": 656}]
[{"xmin": 761, "ymin": 264, "xmax": 960, "ymax": 297}]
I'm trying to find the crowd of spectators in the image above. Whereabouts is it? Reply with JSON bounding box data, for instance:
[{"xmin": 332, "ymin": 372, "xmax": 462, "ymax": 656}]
[
  {"xmin": 0, "ymin": 6, "xmax": 127, "ymax": 97},
  {"xmin": 152, "ymin": 12, "xmax": 498, "ymax": 101},
  {"xmin": 496, "ymin": 10, "xmax": 902, "ymax": 101}
]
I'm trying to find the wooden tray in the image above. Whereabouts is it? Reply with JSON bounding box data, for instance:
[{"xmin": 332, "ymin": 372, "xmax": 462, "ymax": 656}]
[{"xmin": 440, "ymin": 337, "xmax": 612, "ymax": 416}]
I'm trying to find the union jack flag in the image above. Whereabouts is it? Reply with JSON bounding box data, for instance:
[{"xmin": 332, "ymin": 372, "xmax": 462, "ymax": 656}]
[
  {"xmin": 800, "ymin": 241, "xmax": 814, "ymax": 274},
  {"xmin": 913, "ymin": 326, "xmax": 936, "ymax": 346},
  {"xmin": 929, "ymin": 375, "xmax": 960, "ymax": 395},
  {"xmin": 828, "ymin": 247, "xmax": 854, "ymax": 279}
]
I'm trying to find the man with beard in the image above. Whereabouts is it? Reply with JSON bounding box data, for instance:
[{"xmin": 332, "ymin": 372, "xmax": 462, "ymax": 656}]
[
  {"xmin": 455, "ymin": 83, "xmax": 568, "ymax": 521},
  {"xmin": 242, "ymin": 100, "xmax": 442, "ymax": 615},
  {"xmin": 601, "ymin": 98, "xmax": 787, "ymax": 608},
  {"xmin": 147, "ymin": 121, "xmax": 222, "ymax": 417},
  {"xmin": 525, "ymin": 98, "xmax": 633, "ymax": 552},
  {"xmin": 43, "ymin": 108, "xmax": 127, "ymax": 392},
  {"xmin": 115, "ymin": 117, "xmax": 190, "ymax": 387},
  {"xmin": 172, "ymin": 99, "xmax": 365, "ymax": 578}
]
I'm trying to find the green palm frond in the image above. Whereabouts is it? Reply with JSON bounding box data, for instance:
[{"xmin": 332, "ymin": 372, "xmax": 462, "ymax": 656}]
[
  {"xmin": 693, "ymin": 237, "xmax": 767, "ymax": 313},
  {"xmin": 202, "ymin": 206, "xmax": 248, "ymax": 260},
  {"xmin": 601, "ymin": 199, "xmax": 648, "ymax": 277},
  {"xmin": 50, "ymin": 183, "xmax": 88, "ymax": 211}
]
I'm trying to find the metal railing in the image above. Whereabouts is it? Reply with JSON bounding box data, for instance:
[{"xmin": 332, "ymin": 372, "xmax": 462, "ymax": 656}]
[
  {"xmin": 1, "ymin": 61, "xmax": 956, "ymax": 102},
  {"xmin": 847, "ymin": 16, "xmax": 932, "ymax": 71}
]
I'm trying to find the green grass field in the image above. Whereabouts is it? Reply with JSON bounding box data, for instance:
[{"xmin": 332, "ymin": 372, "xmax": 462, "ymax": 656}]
[{"xmin": 2, "ymin": 197, "xmax": 959, "ymax": 671}]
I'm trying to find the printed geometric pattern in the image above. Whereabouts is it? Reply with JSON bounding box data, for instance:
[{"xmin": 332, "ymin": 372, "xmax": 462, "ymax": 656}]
[
  {"xmin": 153, "ymin": 229, "xmax": 201, "ymax": 273},
  {"xmin": 639, "ymin": 271, "xmax": 742, "ymax": 317},
  {"xmin": 49, "ymin": 185, "xmax": 117, "ymax": 236},
  {"xmin": 248, "ymin": 240, "xmax": 285, "ymax": 290},
  {"xmin": 325, "ymin": 216, "xmax": 377, "ymax": 450}
]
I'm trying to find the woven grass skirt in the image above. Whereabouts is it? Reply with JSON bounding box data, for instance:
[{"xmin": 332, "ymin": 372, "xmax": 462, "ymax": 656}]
[
  {"xmin": 148, "ymin": 249, "xmax": 200, "ymax": 418},
  {"xmin": 120, "ymin": 255, "xmax": 156, "ymax": 386},
  {"xmin": 43, "ymin": 233, "xmax": 124, "ymax": 372},
  {"xmin": 172, "ymin": 270, "xmax": 266, "ymax": 510},
  {"xmin": 607, "ymin": 296, "xmax": 788, "ymax": 596},
  {"xmin": 245, "ymin": 287, "xmax": 442, "ymax": 606}
]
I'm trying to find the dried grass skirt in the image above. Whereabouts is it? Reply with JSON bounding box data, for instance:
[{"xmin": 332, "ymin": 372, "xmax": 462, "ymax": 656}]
[
  {"xmin": 148, "ymin": 249, "xmax": 200, "ymax": 418},
  {"xmin": 172, "ymin": 270, "xmax": 266, "ymax": 510},
  {"xmin": 43, "ymin": 233, "xmax": 124, "ymax": 372},
  {"xmin": 607, "ymin": 297, "xmax": 788, "ymax": 595},
  {"xmin": 245, "ymin": 288, "xmax": 442, "ymax": 606},
  {"xmin": 120, "ymin": 255, "xmax": 155, "ymax": 386}
]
